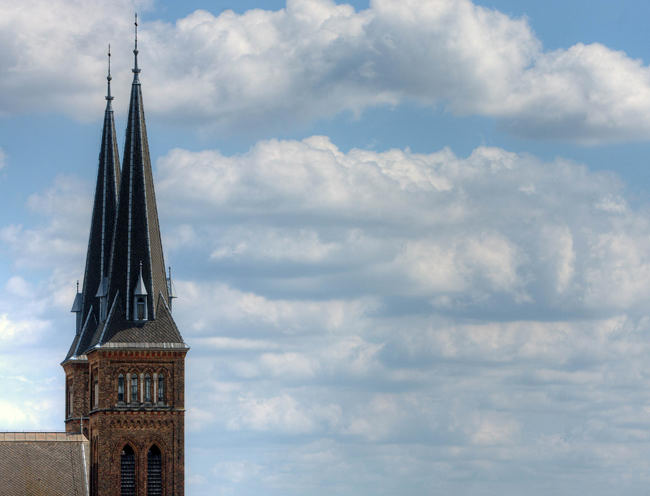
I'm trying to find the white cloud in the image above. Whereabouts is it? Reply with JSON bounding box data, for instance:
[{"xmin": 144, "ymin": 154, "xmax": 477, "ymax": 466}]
[
  {"xmin": 176, "ymin": 280, "xmax": 374, "ymax": 336},
  {"xmin": 0, "ymin": 148, "xmax": 6, "ymax": 171},
  {"xmin": 226, "ymin": 393, "xmax": 341, "ymax": 434},
  {"xmin": 0, "ymin": 313, "xmax": 49, "ymax": 346},
  {"xmin": 160, "ymin": 137, "xmax": 650, "ymax": 316},
  {"xmin": 0, "ymin": 400, "xmax": 39, "ymax": 428},
  {"xmin": 3, "ymin": 0, "xmax": 650, "ymax": 142}
]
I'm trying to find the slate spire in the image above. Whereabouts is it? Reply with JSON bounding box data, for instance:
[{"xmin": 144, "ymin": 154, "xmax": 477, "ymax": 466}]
[
  {"xmin": 105, "ymin": 14, "xmax": 170, "ymax": 323},
  {"xmin": 64, "ymin": 46, "xmax": 121, "ymax": 360}
]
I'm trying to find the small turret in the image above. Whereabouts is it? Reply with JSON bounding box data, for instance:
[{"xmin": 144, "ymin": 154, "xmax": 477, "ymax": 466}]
[
  {"xmin": 166, "ymin": 266, "xmax": 177, "ymax": 312},
  {"xmin": 133, "ymin": 261, "xmax": 148, "ymax": 321},
  {"xmin": 70, "ymin": 281, "xmax": 83, "ymax": 333}
]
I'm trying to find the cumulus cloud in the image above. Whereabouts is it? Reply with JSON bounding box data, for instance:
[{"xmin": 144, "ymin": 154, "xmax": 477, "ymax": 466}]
[
  {"xmin": 3, "ymin": 0, "xmax": 650, "ymax": 142},
  {"xmin": 159, "ymin": 136, "xmax": 649, "ymax": 317}
]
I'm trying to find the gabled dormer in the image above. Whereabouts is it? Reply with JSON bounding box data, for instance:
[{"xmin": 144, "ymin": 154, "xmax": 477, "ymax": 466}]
[
  {"xmin": 95, "ymin": 277, "xmax": 109, "ymax": 322},
  {"xmin": 133, "ymin": 261, "xmax": 148, "ymax": 321}
]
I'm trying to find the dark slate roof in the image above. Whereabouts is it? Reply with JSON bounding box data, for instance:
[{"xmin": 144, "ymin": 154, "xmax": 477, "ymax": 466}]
[
  {"xmin": 0, "ymin": 433, "xmax": 88, "ymax": 496},
  {"xmin": 87, "ymin": 293, "xmax": 185, "ymax": 348},
  {"xmin": 106, "ymin": 48, "xmax": 169, "ymax": 324},
  {"xmin": 65, "ymin": 70, "xmax": 120, "ymax": 362}
]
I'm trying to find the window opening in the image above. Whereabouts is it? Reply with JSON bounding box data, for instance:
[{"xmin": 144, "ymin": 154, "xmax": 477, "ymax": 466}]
[
  {"xmin": 137, "ymin": 297, "xmax": 146, "ymax": 321},
  {"xmin": 131, "ymin": 374, "xmax": 138, "ymax": 403},
  {"xmin": 157, "ymin": 374, "xmax": 165, "ymax": 403},
  {"xmin": 144, "ymin": 374, "xmax": 152, "ymax": 402},
  {"xmin": 90, "ymin": 373, "xmax": 94, "ymax": 409},
  {"xmin": 118, "ymin": 375, "xmax": 125, "ymax": 403},
  {"xmin": 147, "ymin": 445, "xmax": 162, "ymax": 496},
  {"xmin": 120, "ymin": 445, "xmax": 136, "ymax": 496},
  {"xmin": 67, "ymin": 382, "xmax": 73, "ymax": 417}
]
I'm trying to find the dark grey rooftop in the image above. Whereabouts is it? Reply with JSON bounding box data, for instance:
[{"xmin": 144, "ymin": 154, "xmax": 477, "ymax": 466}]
[{"xmin": 0, "ymin": 433, "xmax": 88, "ymax": 496}]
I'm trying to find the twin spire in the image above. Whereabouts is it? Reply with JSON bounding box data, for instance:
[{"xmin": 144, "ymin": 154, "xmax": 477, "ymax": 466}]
[{"xmin": 66, "ymin": 15, "xmax": 184, "ymax": 361}]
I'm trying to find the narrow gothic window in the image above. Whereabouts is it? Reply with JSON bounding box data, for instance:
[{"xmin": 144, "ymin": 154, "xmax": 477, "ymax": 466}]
[
  {"xmin": 120, "ymin": 445, "xmax": 136, "ymax": 496},
  {"xmin": 118, "ymin": 375, "xmax": 125, "ymax": 403},
  {"xmin": 157, "ymin": 374, "xmax": 165, "ymax": 403},
  {"xmin": 137, "ymin": 297, "xmax": 146, "ymax": 320},
  {"xmin": 90, "ymin": 373, "xmax": 95, "ymax": 409},
  {"xmin": 131, "ymin": 374, "xmax": 138, "ymax": 403},
  {"xmin": 67, "ymin": 381, "xmax": 73, "ymax": 417},
  {"xmin": 94, "ymin": 378, "xmax": 99, "ymax": 408},
  {"xmin": 144, "ymin": 374, "xmax": 152, "ymax": 402},
  {"xmin": 147, "ymin": 445, "xmax": 162, "ymax": 496}
]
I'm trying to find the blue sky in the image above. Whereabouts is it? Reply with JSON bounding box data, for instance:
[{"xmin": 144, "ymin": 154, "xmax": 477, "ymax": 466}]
[{"xmin": 4, "ymin": 0, "xmax": 650, "ymax": 494}]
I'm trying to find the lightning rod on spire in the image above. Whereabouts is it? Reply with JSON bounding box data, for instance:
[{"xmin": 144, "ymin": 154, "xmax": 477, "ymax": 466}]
[
  {"xmin": 106, "ymin": 44, "xmax": 113, "ymax": 103},
  {"xmin": 133, "ymin": 13, "xmax": 141, "ymax": 80}
]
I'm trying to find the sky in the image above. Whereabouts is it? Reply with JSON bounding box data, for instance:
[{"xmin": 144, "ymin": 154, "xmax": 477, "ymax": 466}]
[{"xmin": 3, "ymin": 0, "xmax": 650, "ymax": 494}]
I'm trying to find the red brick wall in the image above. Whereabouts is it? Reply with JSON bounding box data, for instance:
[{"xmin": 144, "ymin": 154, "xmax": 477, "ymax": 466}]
[
  {"xmin": 86, "ymin": 348, "xmax": 187, "ymax": 496},
  {"xmin": 63, "ymin": 360, "xmax": 90, "ymax": 437}
]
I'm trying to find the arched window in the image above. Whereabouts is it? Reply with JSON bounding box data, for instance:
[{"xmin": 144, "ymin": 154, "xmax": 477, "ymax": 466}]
[
  {"xmin": 130, "ymin": 374, "xmax": 138, "ymax": 404},
  {"xmin": 157, "ymin": 374, "xmax": 165, "ymax": 403},
  {"xmin": 136, "ymin": 297, "xmax": 146, "ymax": 320},
  {"xmin": 147, "ymin": 445, "xmax": 162, "ymax": 496},
  {"xmin": 144, "ymin": 374, "xmax": 152, "ymax": 403},
  {"xmin": 120, "ymin": 445, "xmax": 136, "ymax": 496},
  {"xmin": 118, "ymin": 375, "xmax": 125, "ymax": 403}
]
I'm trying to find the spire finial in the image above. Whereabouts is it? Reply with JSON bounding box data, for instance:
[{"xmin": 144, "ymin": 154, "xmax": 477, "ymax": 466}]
[
  {"xmin": 76, "ymin": 280, "xmax": 80, "ymax": 293},
  {"xmin": 133, "ymin": 13, "xmax": 141, "ymax": 81},
  {"xmin": 106, "ymin": 44, "xmax": 113, "ymax": 104}
]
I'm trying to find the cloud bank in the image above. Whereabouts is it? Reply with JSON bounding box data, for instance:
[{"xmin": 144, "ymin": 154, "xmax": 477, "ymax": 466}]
[
  {"xmin": 5, "ymin": 136, "xmax": 650, "ymax": 493},
  {"xmin": 2, "ymin": 0, "xmax": 650, "ymax": 143},
  {"xmin": 152, "ymin": 138, "xmax": 650, "ymax": 495}
]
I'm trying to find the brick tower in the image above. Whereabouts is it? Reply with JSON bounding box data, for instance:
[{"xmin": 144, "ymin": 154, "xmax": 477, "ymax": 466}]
[{"xmin": 62, "ymin": 20, "xmax": 188, "ymax": 496}]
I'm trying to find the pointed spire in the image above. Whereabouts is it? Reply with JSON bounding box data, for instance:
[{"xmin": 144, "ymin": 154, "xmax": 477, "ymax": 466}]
[
  {"xmin": 132, "ymin": 13, "xmax": 140, "ymax": 83},
  {"xmin": 106, "ymin": 44, "xmax": 113, "ymax": 107},
  {"xmin": 105, "ymin": 27, "xmax": 169, "ymax": 326},
  {"xmin": 64, "ymin": 52, "xmax": 122, "ymax": 360}
]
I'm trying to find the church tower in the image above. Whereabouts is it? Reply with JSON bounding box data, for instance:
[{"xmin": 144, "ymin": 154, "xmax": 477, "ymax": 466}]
[{"xmin": 62, "ymin": 19, "xmax": 188, "ymax": 496}]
